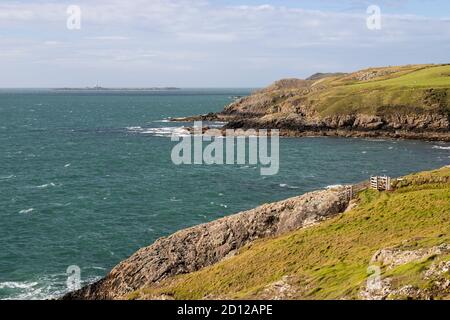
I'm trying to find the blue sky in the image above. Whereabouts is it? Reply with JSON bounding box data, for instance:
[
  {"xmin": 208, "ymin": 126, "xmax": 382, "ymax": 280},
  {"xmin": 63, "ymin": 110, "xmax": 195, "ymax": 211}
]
[{"xmin": 1, "ymin": 0, "xmax": 450, "ymax": 87}]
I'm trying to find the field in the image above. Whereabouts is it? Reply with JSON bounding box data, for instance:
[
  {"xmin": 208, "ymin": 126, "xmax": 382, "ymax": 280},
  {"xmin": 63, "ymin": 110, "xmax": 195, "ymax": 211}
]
[{"xmin": 307, "ymin": 64, "xmax": 450, "ymax": 116}]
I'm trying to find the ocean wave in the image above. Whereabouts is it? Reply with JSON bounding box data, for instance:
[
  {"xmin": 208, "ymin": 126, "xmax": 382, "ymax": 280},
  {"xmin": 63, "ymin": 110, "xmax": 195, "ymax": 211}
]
[
  {"xmin": 364, "ymin": 138, "xmax": 387, "ymax": 142},
  {"xmin": 0, "ymin": 175, "xmax": 15, "ymax": 180},
  {"xmin": 142, "ymin": 127, "xmax": 190, "ymax": 137},
  {"xmin": 325, "ymin": 184, "xmax": 344, "ymax": 189},
  {"xmin": 126, "ymin": 126, "xmax": 142, "ymax": 131},
  {"xmin": 19, "ymin": 208, "xmax": 34, "ymax": 214},
  {"xmin": 0, "ymin": 275, "xmax": 101, "ymax": 300},
  {"xmin": 239, "ymin": 165, "xmax": 257, "ymax": 170},
  {"xmin": 0, "ymin": 280, "xmax": 54, "ymax": 300},
  {"xmin": 126, "ymin": 126, "xmax": 190, "ymax": 137},
  {"xmin": 432, "ymin": 145, "xmax": 450, "ymax": 150},
  {"xmin": 279, "ymin": 183, "xmax": 300, "ymax": 189},
  {"xmin": 0, "ymin": 281, "xmax": 38, "ymax": 290},
  {"xmin": 209, "ymin": 202, "xmax": 228, "ymax": 209},
  {"xmin": 154, "ymin": 119, "xmax": 172, "ymax": 123},
  {"xmin": 36, "ymin": 182, "xmax": 57, "ymax": 189}
]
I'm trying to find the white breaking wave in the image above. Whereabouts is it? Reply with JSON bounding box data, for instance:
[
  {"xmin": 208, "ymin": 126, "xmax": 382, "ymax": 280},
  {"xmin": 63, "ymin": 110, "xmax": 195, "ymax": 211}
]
[
  {"xmin": 0, "ymin": 175, "xmax": 15, "ymax": 180},
  {"xmin": 19, "ymin": 208, "xmax": 34, "ymax": 214},
  {"xmin": 154, "ymin": 119, "xmax": 171, "ymax": 123},
  {"xmin": 36, "ymin": 182, "xmax": 57, "ymax": 189},
  {"xmin": 279, "ymin": 183, "xmax": 300, "ymax": 189},
  {"xmin": 126, "ymin": 126, "xmax": 142, "ymax": 131},
  {"xmin": 326, "ymin": 184, "xmax": 344, "ymax": 190},
  {"xmin": 126, "ymin": 126, "xmax": 190, "ymax": 137},
  {"xmin": 432, "ymin": 145, "xmax": 450, "ymax": 150},
  {"xmin": 0, "ymin": 281, "xmax": 39, "ymax": 290},
  {"xmin": 0, "ymin": 276, "xmax": 101, "ymax": 300}
]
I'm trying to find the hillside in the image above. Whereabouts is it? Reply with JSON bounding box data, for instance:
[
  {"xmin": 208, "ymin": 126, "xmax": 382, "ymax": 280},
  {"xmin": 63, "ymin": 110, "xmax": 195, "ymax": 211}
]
[
  {"xmin": 130, "ymin": 166, "xmax": 450, "ymax": 300},
  {"xmin": 181, "ymin": 64, "xmax": 450, "ymax": 141},
  {"xmin": 64, "ymin": 187, "xmax": 353, "ymax": 299},
  {"xmin": 63, "ymin": 166, "xmax": 450, "ymax": 300}
]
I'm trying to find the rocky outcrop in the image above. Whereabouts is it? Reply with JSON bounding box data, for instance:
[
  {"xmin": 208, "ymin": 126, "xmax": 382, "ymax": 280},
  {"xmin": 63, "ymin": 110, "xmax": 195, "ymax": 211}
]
[
  {"xmin": 360, "ymin": 243, "xmax": 450, "ymax": 300},
  {"xmin": 371, "ymin": 243, "xmax": 450, "ymax": 270},
  {"xmin": 258, "ymin": 275, "xmax": 298, "ymax": 300},
  {"xmin": 218, "ymin": 91, "xmax": 450, "ymax": 140},
  {"xmin": 64, "ymin": 187, "xmax": 352, "ymax": 300},
  {"xmin": 174, "ymin": 65, "xmax": 450, "ymax": 141}
]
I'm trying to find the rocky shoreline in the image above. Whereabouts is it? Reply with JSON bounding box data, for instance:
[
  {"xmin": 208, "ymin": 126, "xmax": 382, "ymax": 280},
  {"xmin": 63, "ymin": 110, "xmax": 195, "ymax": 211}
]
[
  {"xmin": 172, "ymin": 112, "xmax": 450, "ymax": 142},
  {"xmin": 176, "ymin": 120, "xmax": 450, "ymax": 142},
  {"xmin": 63, "ymin": 185, "xmax": 360, "ymax": 300}
]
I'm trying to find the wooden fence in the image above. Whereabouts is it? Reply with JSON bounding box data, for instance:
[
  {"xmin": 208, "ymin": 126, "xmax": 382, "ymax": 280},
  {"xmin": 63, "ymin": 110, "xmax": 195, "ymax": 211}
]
[{"xmin": 344, "ymin": 180, "xmax": 370, "ymax": 201}]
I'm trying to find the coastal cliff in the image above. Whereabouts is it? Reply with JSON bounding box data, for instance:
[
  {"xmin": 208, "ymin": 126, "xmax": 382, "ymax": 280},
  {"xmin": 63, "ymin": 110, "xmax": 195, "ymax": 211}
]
[
  {"xmin": 177, "ymin": 64, "xmax": 450, "ymax": 141},
  {"xmin": 64, "ymin": 187, "xmax": 353, "ymax": 299},
  {"xmin": 64, "ymin": 166, "xmax": 450, "ymax": 300}
]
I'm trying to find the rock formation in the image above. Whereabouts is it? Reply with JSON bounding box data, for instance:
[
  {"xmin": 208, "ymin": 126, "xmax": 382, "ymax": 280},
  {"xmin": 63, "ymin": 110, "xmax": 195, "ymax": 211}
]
[
  {"xmin": 64, "ymin": 187, "xmax": 351, "ymax": 300},
  {"xmin": 174, "ymin": 65, "xmax": 450, "ymax": 141}
]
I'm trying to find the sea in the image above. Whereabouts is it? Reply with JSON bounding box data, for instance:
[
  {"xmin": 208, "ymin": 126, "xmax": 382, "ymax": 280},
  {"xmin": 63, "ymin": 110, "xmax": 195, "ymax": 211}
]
[{"xmin": 0, "ymin": 88, "xmax": 449, "ymax": 299}]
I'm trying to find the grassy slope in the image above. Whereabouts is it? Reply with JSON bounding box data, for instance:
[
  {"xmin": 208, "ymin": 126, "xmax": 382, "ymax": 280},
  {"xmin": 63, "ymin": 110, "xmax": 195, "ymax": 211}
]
[
  {"xmin": 286, "ymin": 64, "xmax": 450, "ymax": 117},
  {"xmin": 131, "ymin": 167, "xmax": 450, "ymax": 300}
]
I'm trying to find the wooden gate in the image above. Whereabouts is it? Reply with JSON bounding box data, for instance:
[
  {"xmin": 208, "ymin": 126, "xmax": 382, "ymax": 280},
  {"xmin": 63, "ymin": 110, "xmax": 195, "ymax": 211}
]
[{"xmin": 370, "ymin": 176, "xmax": 392, "ymax": 191}]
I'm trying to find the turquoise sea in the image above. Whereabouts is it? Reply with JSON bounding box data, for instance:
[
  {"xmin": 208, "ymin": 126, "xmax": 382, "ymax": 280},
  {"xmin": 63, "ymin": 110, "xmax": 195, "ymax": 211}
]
[{"xmin": 0, "ymin": 89, "xmax": 449, "ymax": 299}]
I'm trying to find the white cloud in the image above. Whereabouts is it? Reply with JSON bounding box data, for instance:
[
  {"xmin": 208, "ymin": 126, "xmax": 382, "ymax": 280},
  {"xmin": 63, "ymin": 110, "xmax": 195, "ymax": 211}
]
[{"xmin": 0, "ymin": 0, "xmax": 450, "ymax": 87}]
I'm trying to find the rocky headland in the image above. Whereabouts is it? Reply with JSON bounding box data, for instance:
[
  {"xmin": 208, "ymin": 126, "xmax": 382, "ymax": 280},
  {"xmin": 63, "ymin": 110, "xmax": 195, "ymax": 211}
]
[
  {"xmin": 63, "ymin": 186, "xmax": 356, "ymax": 300},
  {"xmin": 174, "ymin": 64, "xmax": 450, "ymax": 141},
  {"xmin": 63, "ymin": 165, "xmax": 450, "ymax": 300}
]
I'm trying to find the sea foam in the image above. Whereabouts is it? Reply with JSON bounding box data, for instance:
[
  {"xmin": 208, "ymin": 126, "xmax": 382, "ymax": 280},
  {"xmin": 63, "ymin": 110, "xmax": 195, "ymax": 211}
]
[
  {"xmin": 432, "ymin": 145, "xmax": 450, "ymax": 150},
  {"xmin": 19, "ymin": 208, "xmax": 34, "ymax": 214},
  {"xmin": 127, "ymin": 126, "xmax": 190, "ymax": 137},
  {"xmin": 279, "ymin": 183, "xmax": 300, "ymax": 189}
]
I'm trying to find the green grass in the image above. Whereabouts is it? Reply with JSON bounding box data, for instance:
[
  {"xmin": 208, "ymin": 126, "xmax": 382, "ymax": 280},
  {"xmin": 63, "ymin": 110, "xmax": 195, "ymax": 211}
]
[
  {"xmin": 350, "ymin": 65, "xmax": 450, "ymax": 89},
  {"xmin": 130, "ymin": 166, "xmax": 450, "ymax": 300},
  {"xmin": 302, "ymin": 64, "xmax": 450, "ymax": 116}
]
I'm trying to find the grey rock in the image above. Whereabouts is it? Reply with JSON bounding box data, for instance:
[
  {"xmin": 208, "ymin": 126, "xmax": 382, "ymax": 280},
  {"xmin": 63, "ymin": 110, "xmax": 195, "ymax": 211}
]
[{"xmin": 64, "ymin": 188, "xmax": 351, "ymax": 300}]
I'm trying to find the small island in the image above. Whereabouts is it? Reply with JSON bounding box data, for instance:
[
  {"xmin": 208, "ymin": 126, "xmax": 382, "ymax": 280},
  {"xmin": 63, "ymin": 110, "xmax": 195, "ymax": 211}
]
[{"xmin": 53, "ymin": 86, "xmax": 180, "ymax": 91}]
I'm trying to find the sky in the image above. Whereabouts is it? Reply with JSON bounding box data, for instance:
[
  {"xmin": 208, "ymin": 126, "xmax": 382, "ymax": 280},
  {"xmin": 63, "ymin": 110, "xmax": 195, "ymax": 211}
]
[{"xmin": 1, "ymin": 0, "xmax": 450, "ymax": 87}]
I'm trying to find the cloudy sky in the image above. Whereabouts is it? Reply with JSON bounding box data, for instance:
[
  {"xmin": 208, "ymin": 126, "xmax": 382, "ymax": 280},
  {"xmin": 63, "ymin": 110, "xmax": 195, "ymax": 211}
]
[{"xmin": 1, "ymin": 0, "xmax": 450, "ymax": 87}]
